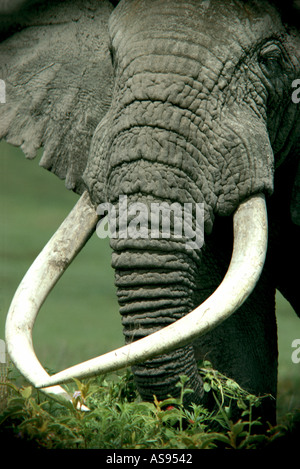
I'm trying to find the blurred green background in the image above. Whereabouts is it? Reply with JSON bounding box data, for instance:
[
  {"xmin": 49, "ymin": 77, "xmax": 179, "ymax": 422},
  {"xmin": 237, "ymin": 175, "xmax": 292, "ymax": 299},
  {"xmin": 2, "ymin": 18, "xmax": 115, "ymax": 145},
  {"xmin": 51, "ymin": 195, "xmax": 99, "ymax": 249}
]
[{"xmin": 1, "ymin": 140, "xmax": 299, "ymax": 418}]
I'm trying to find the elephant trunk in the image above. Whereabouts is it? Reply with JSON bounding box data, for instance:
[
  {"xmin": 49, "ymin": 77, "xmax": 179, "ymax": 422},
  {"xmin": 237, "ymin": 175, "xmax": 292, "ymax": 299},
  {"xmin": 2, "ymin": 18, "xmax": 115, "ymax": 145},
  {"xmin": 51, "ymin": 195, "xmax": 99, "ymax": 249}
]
[
  {"xmin": 105, "ymin": 107, "xmax": 212, "ymax": 402},
  {"xmin": 102, "ymin": 92, "xmax": 212, "ymax": 400},
  {"xmin": 112, "ymin": 246, "xmax": 204, "ymax": 403}
]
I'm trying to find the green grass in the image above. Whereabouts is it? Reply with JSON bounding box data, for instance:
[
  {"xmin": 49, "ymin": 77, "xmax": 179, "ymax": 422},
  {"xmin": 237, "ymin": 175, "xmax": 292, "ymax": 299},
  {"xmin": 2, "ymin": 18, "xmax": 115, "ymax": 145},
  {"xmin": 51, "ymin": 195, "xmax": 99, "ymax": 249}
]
[{"xmin": 1, "ymin": 140, "xmax": 299, "ymax": 428}]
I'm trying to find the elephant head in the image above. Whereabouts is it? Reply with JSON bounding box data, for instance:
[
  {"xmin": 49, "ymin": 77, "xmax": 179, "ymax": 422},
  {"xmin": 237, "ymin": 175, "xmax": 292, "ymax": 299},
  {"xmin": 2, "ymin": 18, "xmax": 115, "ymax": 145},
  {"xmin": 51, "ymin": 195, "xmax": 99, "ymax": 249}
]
[{"xmin": 2, "ymin": 0, "xmax": 299, "ymax": 422}]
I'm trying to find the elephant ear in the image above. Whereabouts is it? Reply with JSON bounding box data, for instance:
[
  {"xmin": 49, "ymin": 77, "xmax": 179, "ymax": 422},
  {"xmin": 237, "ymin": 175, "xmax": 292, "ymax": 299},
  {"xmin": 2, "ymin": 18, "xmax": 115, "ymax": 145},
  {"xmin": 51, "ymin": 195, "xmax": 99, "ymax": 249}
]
[{"xmin": 0, "ymin": 0, "xmax": 114, "ymax": 194}]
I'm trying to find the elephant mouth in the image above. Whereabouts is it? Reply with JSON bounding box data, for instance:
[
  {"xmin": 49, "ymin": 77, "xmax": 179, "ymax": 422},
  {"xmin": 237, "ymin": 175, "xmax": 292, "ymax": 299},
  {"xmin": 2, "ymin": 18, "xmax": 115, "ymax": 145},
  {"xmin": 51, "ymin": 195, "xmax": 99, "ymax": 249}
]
[{"xmin": 5, "ymin": 190, "xmax": 268, "ymax": 404}]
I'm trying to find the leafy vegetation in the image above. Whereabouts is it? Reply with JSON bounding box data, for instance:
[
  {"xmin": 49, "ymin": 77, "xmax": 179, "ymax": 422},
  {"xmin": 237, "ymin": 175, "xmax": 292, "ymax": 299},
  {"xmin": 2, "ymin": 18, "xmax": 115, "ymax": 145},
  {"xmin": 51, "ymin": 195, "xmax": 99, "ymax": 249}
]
[{"xmin": 0, "ymin": 363, "xmax": 299, "ymax": 450}]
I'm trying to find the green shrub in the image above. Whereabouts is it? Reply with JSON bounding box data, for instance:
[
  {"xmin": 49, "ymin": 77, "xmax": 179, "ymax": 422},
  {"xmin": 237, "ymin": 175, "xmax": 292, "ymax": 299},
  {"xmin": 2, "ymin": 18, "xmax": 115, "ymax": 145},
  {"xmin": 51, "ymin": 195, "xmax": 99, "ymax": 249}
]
[{"xmin": 0, "ymin": 363, "xmax": 298, "ymax": 449}]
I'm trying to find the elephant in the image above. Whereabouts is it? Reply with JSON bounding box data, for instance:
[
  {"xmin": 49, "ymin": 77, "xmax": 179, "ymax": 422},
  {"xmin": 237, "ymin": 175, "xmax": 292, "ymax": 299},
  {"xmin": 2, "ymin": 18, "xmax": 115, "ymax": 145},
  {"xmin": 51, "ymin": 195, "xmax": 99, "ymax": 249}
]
[{"xmin": 1, "ymin": 0, "xmax": 299, "ymax": 425}]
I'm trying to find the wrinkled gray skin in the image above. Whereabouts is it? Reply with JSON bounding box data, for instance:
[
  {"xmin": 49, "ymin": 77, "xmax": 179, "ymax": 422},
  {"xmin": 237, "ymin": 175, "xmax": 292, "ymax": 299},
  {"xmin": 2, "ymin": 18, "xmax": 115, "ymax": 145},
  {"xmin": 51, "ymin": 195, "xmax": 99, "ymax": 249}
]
[{"xmin": 1, "ymin": 0, "xmax": 299, "ymax": 424}]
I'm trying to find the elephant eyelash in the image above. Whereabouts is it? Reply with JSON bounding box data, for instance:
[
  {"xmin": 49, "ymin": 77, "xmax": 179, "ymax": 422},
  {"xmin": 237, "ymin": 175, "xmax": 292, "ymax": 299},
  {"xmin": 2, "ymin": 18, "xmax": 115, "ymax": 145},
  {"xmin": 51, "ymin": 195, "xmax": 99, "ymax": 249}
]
[{"xmin": 259, "ymin": 44, "xmax": 283, "ymax": 64}]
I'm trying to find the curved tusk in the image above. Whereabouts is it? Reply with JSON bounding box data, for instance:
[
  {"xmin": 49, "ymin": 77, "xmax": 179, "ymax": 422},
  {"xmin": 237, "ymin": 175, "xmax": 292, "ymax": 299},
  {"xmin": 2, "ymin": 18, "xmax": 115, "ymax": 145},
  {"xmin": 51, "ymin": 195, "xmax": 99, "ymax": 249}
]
[
  {"xmin": 37, "ymin": 193, "xmax": 268, "ymax": 389},
  {"xmin": 5, "ymin": 191, "xmax": 99, "ymax": 409}
]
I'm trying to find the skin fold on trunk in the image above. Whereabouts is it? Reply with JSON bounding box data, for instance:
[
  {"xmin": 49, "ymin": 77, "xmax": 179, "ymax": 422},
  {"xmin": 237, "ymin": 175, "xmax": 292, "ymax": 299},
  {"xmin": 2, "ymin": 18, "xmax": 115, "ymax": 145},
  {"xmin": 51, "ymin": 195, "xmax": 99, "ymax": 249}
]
[{"xmin": 103, "ymin": 92, "xmax": 214, "ymax": 403}]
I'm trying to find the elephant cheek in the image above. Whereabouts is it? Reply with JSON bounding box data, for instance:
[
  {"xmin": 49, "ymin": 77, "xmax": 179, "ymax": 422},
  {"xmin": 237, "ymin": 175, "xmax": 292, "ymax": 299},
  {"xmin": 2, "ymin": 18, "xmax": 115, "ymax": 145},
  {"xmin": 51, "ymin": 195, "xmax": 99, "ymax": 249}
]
[{"xmin": 215, "ymin": 115, "xmax": 274, "ymax": 216}]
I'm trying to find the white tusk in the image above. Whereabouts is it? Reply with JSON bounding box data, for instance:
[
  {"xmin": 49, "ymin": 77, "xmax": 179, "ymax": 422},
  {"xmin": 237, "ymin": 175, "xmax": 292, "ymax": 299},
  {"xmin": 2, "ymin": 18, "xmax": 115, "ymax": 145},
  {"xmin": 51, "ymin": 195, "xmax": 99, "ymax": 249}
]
[
  {"xmin": 36, "ymin": 193, "xmax": 268, "ymax": 389},
  {"xmin": 5, "ymin": 191, "xmax": 99, "ymax": 409}
]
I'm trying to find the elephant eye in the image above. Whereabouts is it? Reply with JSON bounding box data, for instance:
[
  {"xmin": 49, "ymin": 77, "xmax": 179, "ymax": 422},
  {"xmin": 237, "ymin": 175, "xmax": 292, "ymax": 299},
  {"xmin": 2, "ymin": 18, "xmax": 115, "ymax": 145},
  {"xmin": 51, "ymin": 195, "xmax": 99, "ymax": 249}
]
[{"xmin": 259, "ymin": 43, "xmax": 284, "ymax": 75}]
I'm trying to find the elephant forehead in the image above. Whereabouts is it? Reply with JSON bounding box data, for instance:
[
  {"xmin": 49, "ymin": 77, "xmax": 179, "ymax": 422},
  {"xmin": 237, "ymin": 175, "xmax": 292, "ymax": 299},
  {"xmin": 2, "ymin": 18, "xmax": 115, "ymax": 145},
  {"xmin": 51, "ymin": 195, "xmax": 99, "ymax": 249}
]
[{"xmin": 109, "ymin": 0, "xmax": 284, "ymax": 68}]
